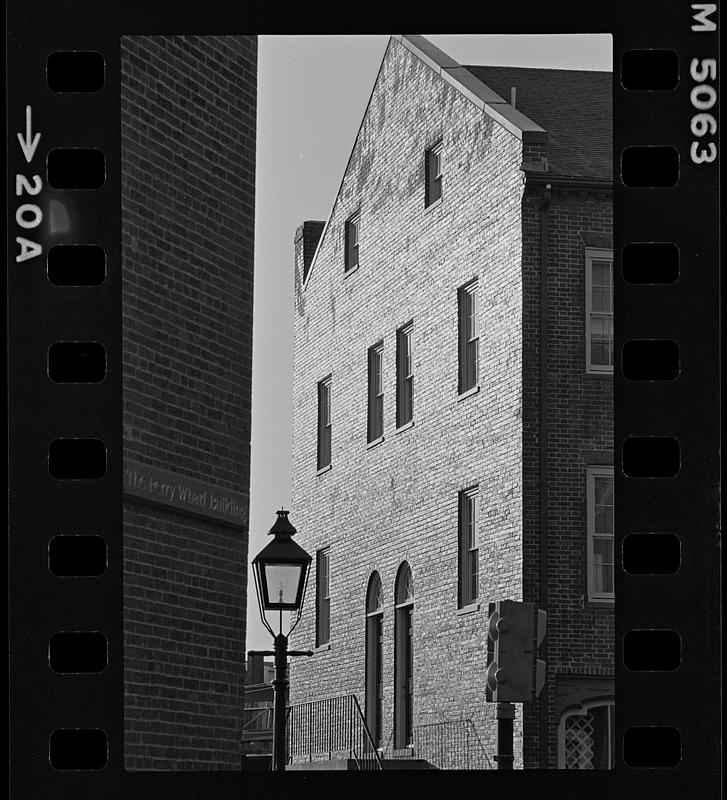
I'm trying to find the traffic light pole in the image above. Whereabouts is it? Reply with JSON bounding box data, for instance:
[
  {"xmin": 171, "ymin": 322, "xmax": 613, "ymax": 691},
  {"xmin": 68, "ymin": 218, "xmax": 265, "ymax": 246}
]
[
  {"xmin": 485, "ymin": 600, "xmax": 547, "ymax": 769},
  {"xmin": 495, "ymin": 701, "xmax": 515, "ymax": 769}
]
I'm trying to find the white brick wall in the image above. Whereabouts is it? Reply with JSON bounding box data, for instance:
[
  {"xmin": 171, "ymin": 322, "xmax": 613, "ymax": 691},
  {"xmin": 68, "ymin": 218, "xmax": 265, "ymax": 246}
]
[{"xmin": 290, "ymin": 38, "xmax": 526, "ymax": 764}]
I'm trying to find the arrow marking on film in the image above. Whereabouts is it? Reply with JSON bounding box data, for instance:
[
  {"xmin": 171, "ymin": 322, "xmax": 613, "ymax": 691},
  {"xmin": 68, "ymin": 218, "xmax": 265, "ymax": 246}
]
[{"xmin": 17, "ymin": 105, "xmax": 41, "ymax": 163}]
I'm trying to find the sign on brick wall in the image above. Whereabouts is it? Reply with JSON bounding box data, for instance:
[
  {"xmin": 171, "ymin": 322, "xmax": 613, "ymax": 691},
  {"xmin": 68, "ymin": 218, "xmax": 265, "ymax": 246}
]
[{"xmin": 124, "ymin": 459, "xmax": 248, "ymax": 529}]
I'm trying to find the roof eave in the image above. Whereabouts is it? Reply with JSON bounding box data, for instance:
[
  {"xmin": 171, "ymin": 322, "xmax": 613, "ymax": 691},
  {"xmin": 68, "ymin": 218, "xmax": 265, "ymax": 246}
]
[
  {"xmin": 523, "ymin": 172, "xmax": 613, "ymax": 189},
  {"xmin": 396, "ymin": 34, "xmax": 547, "ymax": 143}
]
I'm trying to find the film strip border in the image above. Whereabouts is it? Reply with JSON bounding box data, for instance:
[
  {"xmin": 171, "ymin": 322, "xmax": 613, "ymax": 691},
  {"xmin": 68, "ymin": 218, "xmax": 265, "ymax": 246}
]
[
  {"xmin": 7, "ymin": 8, "xmax": 720, "ymax": 800},
  {"xmin": 8, "ymin": 15, "xmax": 125, "ymax": 790},
  {"xmin": 615, "ymin": 9, "xmax": 720, "ymax": 795}
]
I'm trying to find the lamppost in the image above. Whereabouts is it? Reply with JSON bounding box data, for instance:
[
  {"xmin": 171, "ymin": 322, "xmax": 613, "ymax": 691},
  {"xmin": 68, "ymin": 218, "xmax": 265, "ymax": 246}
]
[{"xmin": 249, "ymin": 509, "xmax": 313, "ymax": 771}]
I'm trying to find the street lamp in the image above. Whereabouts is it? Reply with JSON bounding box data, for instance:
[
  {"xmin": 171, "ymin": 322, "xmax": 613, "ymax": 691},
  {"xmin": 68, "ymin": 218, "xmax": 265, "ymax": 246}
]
[{"xmin": 250, "ymin": 509, "xmax": 313, "ymax": 771}]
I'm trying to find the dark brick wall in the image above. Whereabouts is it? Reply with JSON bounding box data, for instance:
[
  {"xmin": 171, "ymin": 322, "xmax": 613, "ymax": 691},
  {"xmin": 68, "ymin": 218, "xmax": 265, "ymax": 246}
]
[
  {"xmin": 124, "ymin": 507, "xmax": 249, "ymax": 770},
  {"xmin": 121, "ymin": 35, "xmax": 256, "ymax": 769},
  {"xmin": 521, "ymin": 185, "xmax": 614, "ymax": 768}
]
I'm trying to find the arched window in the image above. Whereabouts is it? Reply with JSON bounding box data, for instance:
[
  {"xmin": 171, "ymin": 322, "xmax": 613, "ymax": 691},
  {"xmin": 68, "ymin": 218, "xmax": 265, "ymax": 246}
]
[
  {"xmin": 558, "ymin": 700, "xmax": 615, "ymax": 769},
  {"xmin": 365, "ymin": 572, "xmax": 384, "ymax": 747},
  {"xmin": 394, "ymin": 562, "xmax": 414, "ymax": 750}
]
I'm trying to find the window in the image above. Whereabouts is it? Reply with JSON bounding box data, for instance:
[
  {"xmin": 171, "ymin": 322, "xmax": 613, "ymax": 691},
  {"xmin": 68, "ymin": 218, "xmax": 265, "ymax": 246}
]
[
  {"xmin": 458, "ymin": 280, "xmax": 479, "ymax": 393},
  {"xmin": 458, "ymin": 487, "xmax": 479, "ymax": 607},
  {"xmin": 316, "ymin": 548, "xmax": 330, "ymax": 646},
  {"xmin": 317, "ymin": 377, "xmax": 331, "ymax": 470},
  {"xmin": 365, "ymin": 572, "xmax": 385, "ymax": 747},
  {"xmin": 396, "ymin": 323, "xmax": 413, "ymax": 428},
  {"xmin": 559, "ymin": 701, "xmax": 615, "ymax": 769},
  {"xmin": 425, "ymin": 141, "xmax": 443, "ymax": 206},
  {"xmin": 587, "ymin": 467, "xmax": 614, "ymax": 601},
  {"xmin": 345, "ymin": 211, "xmax": 360, "ymax": 272},
  {"xmin": 367, "ymin": 342, "xmax": 384, "ymax": 443},
  {"xmin": 394, "ymin": 562, "xmax": 414, "ymax": 749},
  {"xmin": 586, "ymin": 249, "xmax": 614, "ymax": 373}
]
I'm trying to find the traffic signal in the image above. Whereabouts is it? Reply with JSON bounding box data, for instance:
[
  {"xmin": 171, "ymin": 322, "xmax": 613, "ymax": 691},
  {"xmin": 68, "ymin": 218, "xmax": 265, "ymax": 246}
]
[{"xmin": 485, "ymin": 600, "xmax": 547, "ymax": 703}]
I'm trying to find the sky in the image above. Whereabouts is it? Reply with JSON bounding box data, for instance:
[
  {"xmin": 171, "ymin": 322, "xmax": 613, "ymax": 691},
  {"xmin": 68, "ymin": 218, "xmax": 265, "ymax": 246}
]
[{"xmin": 247, "ymin": 34, "xmax": 612, "ymax": 652}]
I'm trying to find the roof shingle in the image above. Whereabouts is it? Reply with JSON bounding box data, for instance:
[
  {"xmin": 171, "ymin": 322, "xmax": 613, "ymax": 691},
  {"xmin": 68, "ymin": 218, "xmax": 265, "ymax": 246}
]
[{"xmin": 464, "ymin": 65, "xmax": 612, "ymax": 180}]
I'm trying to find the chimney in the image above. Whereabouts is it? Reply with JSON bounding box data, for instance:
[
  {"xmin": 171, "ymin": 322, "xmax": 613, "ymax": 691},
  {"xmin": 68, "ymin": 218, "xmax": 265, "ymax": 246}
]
[
  {"xmin": 510, "ymin": 87, "xmax": 517, "ymax": 108},
  {"xmin": 246, "ymin": 652, "xmax": 264, "ymax": 685},
  {"xmin": 294, "ymin": 220, "xmax": 325, "ymax": 284}
]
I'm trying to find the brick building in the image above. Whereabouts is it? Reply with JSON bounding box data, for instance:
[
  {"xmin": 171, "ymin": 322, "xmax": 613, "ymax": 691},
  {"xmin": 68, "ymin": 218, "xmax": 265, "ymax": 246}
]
[
  {"xmin": 121, "ymin": 35, "xmax": 256, "ymax": 769},
  {"xmin": 290, "ymin": 36, "xmax": 613, "ymax": 769}
]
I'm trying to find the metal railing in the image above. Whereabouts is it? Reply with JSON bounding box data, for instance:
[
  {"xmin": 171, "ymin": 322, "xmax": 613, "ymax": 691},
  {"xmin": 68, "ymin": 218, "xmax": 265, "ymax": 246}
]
[
  {"xmin": 286, "ymin": 694, "xmax": 383, "ymax": 770},
  {"xmin": 382, "ymin": 719, "xmax": 493, "ymax": 769},
  {"xmin": 410, "ymin": 719, "xmax": 494, "ymax": 770}
]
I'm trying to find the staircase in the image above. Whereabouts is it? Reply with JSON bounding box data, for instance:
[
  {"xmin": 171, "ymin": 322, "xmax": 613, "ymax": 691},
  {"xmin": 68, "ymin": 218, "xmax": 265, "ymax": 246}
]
[
  {"xmin": 248, "ymin": 695, "xmax": 492, "ymax": 770},
  {"xmin": 286, "ymin": 757, "xmax": 438, "ymax": 770}
]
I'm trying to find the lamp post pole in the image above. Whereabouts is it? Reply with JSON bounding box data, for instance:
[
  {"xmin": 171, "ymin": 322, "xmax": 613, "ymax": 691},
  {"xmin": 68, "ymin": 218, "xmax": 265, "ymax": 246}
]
[
  {"xmin": 249, "ymin": 638, "xmax": 312, "ymax": 771},
  {"xmin": 272, "ymin": 633, "xmax": 289, "ymax": 771}
]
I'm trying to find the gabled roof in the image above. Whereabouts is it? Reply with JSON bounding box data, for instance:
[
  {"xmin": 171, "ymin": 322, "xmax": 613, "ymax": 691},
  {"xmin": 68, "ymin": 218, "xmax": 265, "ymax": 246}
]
[
  {"xmin": 397, "ymin": 36, "xmax": 612, "ymax": 180},
  {"xmin": 464, "ymin": 65, "xmax": 612, "ymax": 181},
  {"xmin": 302, "ymin": 36, "xmax": 612, "ymax": 289}
]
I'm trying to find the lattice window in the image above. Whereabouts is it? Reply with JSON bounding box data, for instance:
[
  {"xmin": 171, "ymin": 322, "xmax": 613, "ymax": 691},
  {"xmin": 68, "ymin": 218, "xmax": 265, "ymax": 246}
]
[
  {"xmin": 564, "ymin": 713, "xmax": 596, "ymax": 769},
  {"xmin": 560, "ymin": 701, "xmax": 615, "ymax": 769}
]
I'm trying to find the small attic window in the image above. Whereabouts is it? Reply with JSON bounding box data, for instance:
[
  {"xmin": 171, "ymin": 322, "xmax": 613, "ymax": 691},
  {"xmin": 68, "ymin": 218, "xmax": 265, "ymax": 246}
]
[
  {"xmin": 425, "ymin": 141, "xmax": 443, "ymax": 207},
  {"xmin": 345, "ymin": 211, "xmax": 360, "ymax": 272}
]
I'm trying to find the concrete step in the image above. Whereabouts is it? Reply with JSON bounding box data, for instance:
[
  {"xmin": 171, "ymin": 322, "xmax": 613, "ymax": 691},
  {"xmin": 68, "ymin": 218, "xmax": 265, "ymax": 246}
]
[
  {"xmin": 381, "ymin": 759, "xmax": 439, "ymax": 770},
  {"xmin": 286, "ymin": 758, "xmax": 438, "ymax": 770},
  {"xmin": 240, "ymin": 755, "xmax": 271, "ymax": 770}
]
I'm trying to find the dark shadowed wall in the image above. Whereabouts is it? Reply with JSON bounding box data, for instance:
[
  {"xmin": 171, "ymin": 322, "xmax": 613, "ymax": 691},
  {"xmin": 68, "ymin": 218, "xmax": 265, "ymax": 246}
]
[{"xmin": 121, "ymin": 34, "xmax": 256, "ymax": 770}]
